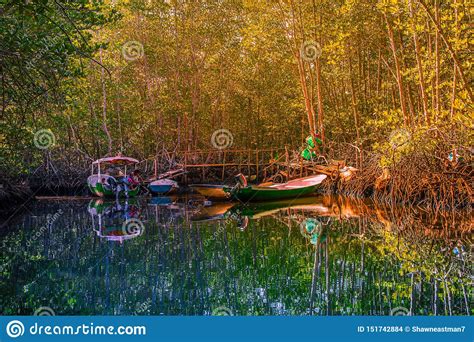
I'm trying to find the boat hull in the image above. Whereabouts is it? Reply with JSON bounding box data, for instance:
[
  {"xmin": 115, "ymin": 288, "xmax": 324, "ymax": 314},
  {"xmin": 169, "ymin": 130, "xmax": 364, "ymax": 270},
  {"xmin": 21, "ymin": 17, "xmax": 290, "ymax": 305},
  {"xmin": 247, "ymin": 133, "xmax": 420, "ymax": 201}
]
[
  {"xmin": 227, "ymin": 174, "xmax": 327, "ymax": 202},
  {"xmin": 89, "ymin": 182, "xmax": 140, "ymax": 198},
  {"xmin": 148, "ymin": 179, "xmax": 178, "ymax": 195},
  {"xmin": 149, "ymin": 184, "xmax": 174, "ymax": 195},
  {"xmin": 229, "ymin": 184, "xmax": 317, "ymax": 202}
]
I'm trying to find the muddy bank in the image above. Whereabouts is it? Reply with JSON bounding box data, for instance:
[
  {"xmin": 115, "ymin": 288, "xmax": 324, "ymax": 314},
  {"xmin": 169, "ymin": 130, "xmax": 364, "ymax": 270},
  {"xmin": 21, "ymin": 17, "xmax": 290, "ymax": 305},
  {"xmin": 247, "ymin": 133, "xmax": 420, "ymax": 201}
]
[
  {"xmin": 322, "ymin": 132, "xmax": 473, "ymax": 210},
  {"xmin": 322, "ymin": 155, "xmax": 473, "ymax": 210},
  {"xmin": 0, "ymin": 178, "xmax": 88, "ymax": 214}
]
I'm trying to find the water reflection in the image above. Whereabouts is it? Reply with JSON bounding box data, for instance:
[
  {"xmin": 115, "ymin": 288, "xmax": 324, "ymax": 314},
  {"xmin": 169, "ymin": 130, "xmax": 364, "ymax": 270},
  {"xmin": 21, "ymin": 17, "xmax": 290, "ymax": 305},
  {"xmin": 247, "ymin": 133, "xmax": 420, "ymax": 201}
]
[
  {"xmin": 0, "ymin": 195, "xmax": 471, "ymax": 316},
  {"xmin": 88, "ymin": 200, "xmax": 144, "ymax": 243}
]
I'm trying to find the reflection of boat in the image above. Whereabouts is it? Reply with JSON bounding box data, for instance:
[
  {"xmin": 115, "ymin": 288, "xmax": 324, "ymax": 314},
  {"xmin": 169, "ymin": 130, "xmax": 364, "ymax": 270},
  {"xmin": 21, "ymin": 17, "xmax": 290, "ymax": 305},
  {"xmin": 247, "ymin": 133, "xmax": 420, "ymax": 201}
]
[
  {"xmin": 88, "ymin": 199, "xmax": 143, "ymax": 243},
  {"xmin": 148, "ymin": 196, "xmax": 174, "ymax": 206},
  {"xmin": 191, "ymin": 202, "xmax": 235, "ymax": 222},
  {"xmin": 147, "ymin": 196, "xmax": 191, "ymax": 223},
  {"xmin": 149, "ymin": 179, "xmax": 178, "ymax": 195},
  {"xmin": 226, "ymin": 174, "xmax": 327, "ymax": 202},
  {"xmin": 94, "ymin": 224, "xmax": 143, "ymax": 242},
  {"xmin": 191, "ymin": 196, "xmax": 331, "ymax": 223},
  {"xmin": 192, "ymin": 195, "xmax": 370, "ymax": 224},
  {"xmin": 227, "ymin": 197, "xmax": 330, "ymax": 219},
  {"xmin": 190, "ymin": 184, "xmax": 229, "ymax": 200},
  {"xmin": 87, "ymin": 156, "xmax": 141, "ymax": 198}
]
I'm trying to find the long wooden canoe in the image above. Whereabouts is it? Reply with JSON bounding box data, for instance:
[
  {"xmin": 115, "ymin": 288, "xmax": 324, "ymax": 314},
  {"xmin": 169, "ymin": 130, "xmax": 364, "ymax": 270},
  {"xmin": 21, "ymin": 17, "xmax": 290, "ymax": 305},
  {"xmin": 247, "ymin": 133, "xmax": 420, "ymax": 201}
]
[{"xmin": 226, "ymin": 174, "xmax": 327, "ymax": 202}]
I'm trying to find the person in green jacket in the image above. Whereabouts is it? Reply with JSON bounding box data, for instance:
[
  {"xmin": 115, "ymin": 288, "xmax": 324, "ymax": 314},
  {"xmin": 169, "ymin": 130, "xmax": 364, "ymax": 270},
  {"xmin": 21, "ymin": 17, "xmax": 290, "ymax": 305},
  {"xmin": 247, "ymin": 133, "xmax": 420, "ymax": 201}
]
[{"xmin": 301, "ymin": 134, "xmax": 322, "ymax": 161}]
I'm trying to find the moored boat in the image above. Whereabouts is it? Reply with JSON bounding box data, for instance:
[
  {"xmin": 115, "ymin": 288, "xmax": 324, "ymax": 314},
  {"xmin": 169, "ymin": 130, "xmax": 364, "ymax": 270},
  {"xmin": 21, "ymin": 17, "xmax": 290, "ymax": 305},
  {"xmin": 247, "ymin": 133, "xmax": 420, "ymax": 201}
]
[
  {"xmin": 87, "ymin": 156, "xmax": 141, "ymax": 198},
  {"xmin": 148, "ymin": 179, "xmax": 178, "ymax": 195},
  {"xmin": 225, "ymin": 174, "xmax": 327, "ymax": 202}
]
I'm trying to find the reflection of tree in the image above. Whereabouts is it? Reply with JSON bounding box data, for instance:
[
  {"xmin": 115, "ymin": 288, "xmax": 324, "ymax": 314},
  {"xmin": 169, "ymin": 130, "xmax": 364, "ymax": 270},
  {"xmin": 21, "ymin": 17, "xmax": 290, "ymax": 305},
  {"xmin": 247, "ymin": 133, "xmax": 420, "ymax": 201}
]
[{"xmin": 0, "ymin": 198, "xmax": 471, "ymax": 316}]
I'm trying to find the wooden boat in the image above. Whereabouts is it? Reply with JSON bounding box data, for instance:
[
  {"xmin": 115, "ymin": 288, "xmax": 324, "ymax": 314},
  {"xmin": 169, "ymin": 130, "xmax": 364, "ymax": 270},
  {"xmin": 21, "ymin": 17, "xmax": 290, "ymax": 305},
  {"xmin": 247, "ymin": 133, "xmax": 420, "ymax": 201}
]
[
  {"xmin": 146, "ymin": 168, "xmax": 184, "ymax": 195},
  {"xmin": 87, "ymin": 156, "xmax": 141, "ymax": 198},
  {"xmin": 226, "ymin": 174, "xmax": 327, "ymax": 202},
  {"xmin": 190, "ymin": 184, "xmax": 229, "ymax": 200},
  {"xmin": 148, "ymin": 179, "xmax": 178, "ymax": 195}
]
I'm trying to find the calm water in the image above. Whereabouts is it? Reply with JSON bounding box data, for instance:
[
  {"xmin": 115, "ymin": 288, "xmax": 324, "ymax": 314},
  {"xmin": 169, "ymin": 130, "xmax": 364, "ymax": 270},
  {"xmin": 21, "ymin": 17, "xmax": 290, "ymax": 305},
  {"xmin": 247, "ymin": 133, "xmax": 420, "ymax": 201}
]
[{"xmin": 0, "ymin": 195, "xmax": 471, "ymax": 316}]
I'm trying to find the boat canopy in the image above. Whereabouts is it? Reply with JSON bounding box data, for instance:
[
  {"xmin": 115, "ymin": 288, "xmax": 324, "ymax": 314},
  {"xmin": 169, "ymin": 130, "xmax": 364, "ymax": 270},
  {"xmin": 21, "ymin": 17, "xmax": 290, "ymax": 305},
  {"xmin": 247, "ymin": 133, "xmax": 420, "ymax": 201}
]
[{"xmin": 92, "ymin": 156, "xmax": 139, "ymax": 165}]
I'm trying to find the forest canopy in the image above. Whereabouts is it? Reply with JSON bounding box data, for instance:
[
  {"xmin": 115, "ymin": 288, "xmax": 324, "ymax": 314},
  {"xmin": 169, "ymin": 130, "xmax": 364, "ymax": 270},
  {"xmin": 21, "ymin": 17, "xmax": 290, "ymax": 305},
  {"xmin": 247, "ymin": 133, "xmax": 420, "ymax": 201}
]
[{"xmin": 0, "ymin": 0, "xmax": 472, "ymax": 180}]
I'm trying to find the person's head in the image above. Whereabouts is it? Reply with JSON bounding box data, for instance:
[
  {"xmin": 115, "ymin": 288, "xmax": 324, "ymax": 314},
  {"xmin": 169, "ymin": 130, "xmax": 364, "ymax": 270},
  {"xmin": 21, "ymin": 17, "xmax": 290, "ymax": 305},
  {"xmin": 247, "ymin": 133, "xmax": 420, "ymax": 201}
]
[{"xmin": 132, "ymin": 169, "xmax": 141, "ymax": 176}]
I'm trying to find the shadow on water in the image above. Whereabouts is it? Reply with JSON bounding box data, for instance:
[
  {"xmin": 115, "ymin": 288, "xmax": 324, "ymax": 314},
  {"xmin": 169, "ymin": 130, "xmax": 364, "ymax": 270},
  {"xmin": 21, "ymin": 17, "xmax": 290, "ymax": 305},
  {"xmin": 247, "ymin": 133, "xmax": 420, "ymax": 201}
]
[{"xmin": 0, "ymin": 195, "xmax": 471, "ymax": 316}]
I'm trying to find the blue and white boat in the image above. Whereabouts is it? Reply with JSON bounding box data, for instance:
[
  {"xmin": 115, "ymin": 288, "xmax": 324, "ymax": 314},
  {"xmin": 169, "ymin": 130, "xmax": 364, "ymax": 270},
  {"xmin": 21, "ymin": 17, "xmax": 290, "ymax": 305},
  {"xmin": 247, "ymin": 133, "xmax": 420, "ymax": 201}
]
[{"xmin": 148, "ymin": 179, "xmax": 178, "ymax": 195}]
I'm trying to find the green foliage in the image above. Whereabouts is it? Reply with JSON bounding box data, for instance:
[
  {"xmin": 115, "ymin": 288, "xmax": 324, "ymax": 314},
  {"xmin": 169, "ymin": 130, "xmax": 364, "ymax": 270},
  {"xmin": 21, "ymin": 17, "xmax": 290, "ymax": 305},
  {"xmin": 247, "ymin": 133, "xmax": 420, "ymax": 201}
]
[
  {"xmin": 0, "ymin": 0, "xmax": 118, "ymax": 175},
  {"xmin": 0, "ymin": 0, "xmax": 471, "ymax": 180}
]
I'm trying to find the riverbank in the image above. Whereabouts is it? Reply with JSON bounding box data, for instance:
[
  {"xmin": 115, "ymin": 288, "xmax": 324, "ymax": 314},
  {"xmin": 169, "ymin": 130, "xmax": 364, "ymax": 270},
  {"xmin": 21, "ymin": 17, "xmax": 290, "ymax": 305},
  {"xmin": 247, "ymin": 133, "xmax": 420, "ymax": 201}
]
[
  {"xmin": 1, "ymin": 126, "xmax": 472, "ymax": 213},
  {"xmin": 323, "ymin": 127, "xmax": 473, "ymax": 210},
  {"xmin": 323, "ymin": 154, "xmax": 472, "ymax": 209},
  {"xmin": 1, "ymin": 158, "xmax": 471, "ymax": 215}
]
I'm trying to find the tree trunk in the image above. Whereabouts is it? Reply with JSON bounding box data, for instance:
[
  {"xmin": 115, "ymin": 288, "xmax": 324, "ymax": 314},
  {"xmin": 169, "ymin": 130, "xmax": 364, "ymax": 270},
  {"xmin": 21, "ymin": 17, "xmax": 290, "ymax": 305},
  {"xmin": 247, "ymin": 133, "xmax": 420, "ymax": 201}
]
[
  {"xmin": 409, "ymin": 0, "xmax": 430, "ymax": 125},
  {"xmin": 434, "ymin": 0, "xmax": 440, "ymax": 120},
  {"xmin": 315, "ymin": 59, "xmax": 325, "ymax": 146},
  {"xmin": 384, "ymin": 13, "xmax": 409, "ymax": 126},
  {"xmin": 349, "ymin": 57, "xmax": 361, "ymax": 167},
  {"xmin": 417, "ymin": 0, "xmax": 472, "ymax": 102},
  {"xmin": 449, "ymin": 0, "xmax": 459, "ymax": 120},
  {"xmin": 99, "ymin": 47, "xmax": 113, "ymax": 155}
]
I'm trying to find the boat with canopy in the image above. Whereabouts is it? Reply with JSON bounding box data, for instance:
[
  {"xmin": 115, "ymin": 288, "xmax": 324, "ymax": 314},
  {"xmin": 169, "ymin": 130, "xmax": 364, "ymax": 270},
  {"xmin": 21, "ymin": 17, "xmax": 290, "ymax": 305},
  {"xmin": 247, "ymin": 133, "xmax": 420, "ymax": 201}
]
[{"xmin": 87, "ymin": 155, "xmax": 141, "ymax": 198}]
